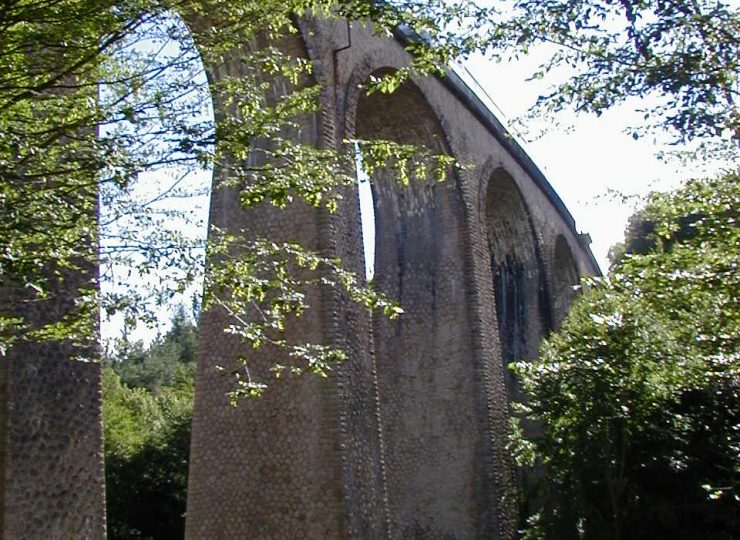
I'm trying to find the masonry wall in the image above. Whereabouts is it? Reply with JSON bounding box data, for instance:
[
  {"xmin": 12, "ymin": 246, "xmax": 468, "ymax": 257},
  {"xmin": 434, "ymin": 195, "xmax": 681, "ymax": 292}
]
[
  {"xmin": 350, "ymin": 77, "xmax": 495, "ymax": 538},
  {"xmin": 0, "ymin": 266, "xmax": 104, "ymax": 538},
  {"xmin": 185, "ymin": 29, "xmax": 389, "ymax": 538},
  {"xmin": 0, "ymin": 353, "xmax": 105, "ymax": 539},
  {"xmin": 0, "ymin": 182, "xmax": 104, "ymax": 538}
]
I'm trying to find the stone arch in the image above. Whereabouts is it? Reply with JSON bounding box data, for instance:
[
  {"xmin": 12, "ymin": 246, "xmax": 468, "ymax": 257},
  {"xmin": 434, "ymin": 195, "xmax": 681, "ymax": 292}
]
[
  {"xmin": 551, "ymin": 234, "xmax": 580, "ymax": 327},
  {"xmin": 348, "ymin": 66, "xmax": 489, "ymax": 538},
  {"xmin": 484, "ymin": 168, "xmax": 549, "ymax": 393}
]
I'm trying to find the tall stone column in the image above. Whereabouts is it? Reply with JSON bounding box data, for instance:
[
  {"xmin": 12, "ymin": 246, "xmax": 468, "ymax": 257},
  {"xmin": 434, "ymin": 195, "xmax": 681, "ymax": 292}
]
[
  {"xmin": 0, "ymin": 98, "xmax": 105, "ymax": 538},
  {"xmin": 0, "ymin": 242, "xmax": 105, "ymax": 538}
]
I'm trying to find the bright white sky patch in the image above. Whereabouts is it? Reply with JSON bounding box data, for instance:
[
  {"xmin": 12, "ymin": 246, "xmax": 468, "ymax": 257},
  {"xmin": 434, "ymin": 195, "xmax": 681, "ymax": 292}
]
[{"xmin": 354, "ymin": 143, "xmax": 377, "ymax": 282}]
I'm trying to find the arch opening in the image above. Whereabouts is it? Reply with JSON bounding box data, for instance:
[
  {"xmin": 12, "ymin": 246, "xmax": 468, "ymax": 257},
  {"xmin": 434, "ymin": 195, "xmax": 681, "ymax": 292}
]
[
  {"xmin": 552, "ymin": 235, "xmax": 580, "ymax": 326},
  {"xmin": 484, "ymin": 168, "xmax": 552, "ymax": 524},
  {"xmin": 354, "ymin": 71, "xmax": 485, "ymax": 538},
  {"xmin": 97, "ymin": 10, "xmax": 215, "ymax": 539},
  {"xmin": 485, "ymin": 169, "xmax": 548, "ymax": 392},
  {"xmin": 99, "ymin": 9, "xmax": 214, "ymax": 345},
  {"xmin": 353, "ymin": 142, "xmax": 377, "ymax": 282}
]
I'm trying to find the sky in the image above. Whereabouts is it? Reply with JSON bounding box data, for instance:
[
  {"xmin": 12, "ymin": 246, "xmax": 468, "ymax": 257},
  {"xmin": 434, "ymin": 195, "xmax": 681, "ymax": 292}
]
[{"xmin": 461, "ymin": 50, "xmax": 724, "ymax": 272}]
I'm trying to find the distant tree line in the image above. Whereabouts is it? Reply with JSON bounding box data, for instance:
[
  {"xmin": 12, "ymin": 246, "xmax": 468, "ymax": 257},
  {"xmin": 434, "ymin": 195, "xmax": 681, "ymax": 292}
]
[{"xmin": 103, "ymin": 308, "xmax": 197, "ymax": 539}]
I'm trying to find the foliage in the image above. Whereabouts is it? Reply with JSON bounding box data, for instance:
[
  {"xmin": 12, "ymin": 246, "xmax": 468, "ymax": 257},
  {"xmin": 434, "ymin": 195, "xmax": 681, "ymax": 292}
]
[
  {"xmin": 204, "ymin": 236, "xmax": 406, "ymax": 399},
  {"xmin": 103, "ymin": 311, "xmax": 197, "ymax": 539},
  {"xmin": 511, "ymin": 171, "xmax": 740, "ymax": 539},
  {"xmin": 0, "ymin": 0, "xmax": 470, "ymax": 392},
  {"xmin": 483, "ymin": 0, "xmax": 740, "ymax": 149},
  {"xmin": 3, "ymin": 0, "xmax": 737, "ymax": 390},
  {"xmin": 108, "ymin": 306, "xmax": 197, "ymax": 392}
]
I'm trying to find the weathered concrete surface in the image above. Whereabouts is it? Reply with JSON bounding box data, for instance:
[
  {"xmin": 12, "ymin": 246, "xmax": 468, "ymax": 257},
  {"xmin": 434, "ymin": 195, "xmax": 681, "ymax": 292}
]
[{"xmin": 186, "ymin": 18, "xmax": 599, "ymax": 540}]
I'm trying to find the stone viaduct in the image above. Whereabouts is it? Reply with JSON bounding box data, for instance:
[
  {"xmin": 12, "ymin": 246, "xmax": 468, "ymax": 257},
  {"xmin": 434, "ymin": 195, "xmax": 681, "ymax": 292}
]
[
  {"xmin": 0, "ymin": 15, "xmax": 598, "ymax": 540},
  {"xmin": 185, "ymin": 18, "xmax": 599, "ymax": 540}
]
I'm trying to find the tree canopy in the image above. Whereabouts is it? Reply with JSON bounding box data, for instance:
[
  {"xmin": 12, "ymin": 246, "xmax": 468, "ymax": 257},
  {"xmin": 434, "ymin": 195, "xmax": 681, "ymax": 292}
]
[
  {"xmin": 0, "ymin": 0, "xmax": 461, "ymax": 387},
  {"xmin": 511, "ymin": 170, "xmax": 739, "ymax": 539},
  {"xmin": 103, "ymin": 311, "xmax": 198, "ymax": 539},
  {"xmin": 483, "ymin": 0, "xmax": 740, "ymax": 148}
]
